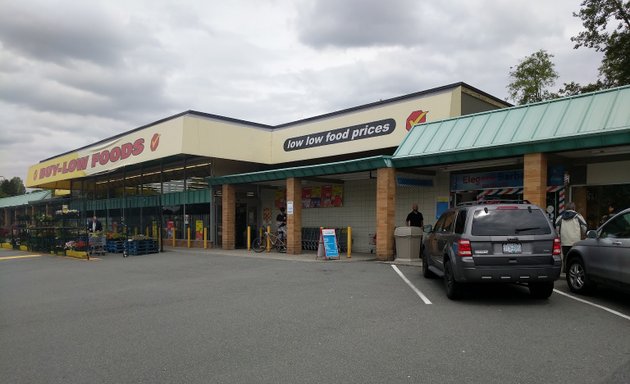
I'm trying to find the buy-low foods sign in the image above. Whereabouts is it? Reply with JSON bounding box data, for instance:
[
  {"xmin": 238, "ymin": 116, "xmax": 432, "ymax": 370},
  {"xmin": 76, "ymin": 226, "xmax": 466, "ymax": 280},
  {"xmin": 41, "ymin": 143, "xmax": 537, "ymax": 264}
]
[{"xmin": 28, "ymin": 132, "xmax": 164, "ymax": 187}]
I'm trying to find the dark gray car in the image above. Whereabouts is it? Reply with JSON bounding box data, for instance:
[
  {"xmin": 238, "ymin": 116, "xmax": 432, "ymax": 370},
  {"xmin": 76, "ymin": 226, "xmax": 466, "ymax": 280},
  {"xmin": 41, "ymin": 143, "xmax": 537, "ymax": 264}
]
[
  {"xmin": 422, "ymin": 202, "xmax": 562, "ymax": 300},
  {"xmin": 565, "ymin": 208, "xmax": 630, "ymax": 294}
]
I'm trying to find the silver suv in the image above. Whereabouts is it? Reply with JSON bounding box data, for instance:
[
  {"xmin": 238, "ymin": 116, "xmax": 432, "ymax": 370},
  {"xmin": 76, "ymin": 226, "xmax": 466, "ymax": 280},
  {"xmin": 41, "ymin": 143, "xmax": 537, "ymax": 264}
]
[{"xmin": 422, "ymin": 201, "xmax": 562, "ymax": 300}]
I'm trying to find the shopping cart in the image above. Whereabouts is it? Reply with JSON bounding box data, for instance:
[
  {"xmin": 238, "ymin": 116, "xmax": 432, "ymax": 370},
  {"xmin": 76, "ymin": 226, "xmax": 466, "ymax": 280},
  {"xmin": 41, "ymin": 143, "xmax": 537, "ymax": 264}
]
[{"xmin": 88, "ymin": 234, "xmax": 106, "ymax": 256}]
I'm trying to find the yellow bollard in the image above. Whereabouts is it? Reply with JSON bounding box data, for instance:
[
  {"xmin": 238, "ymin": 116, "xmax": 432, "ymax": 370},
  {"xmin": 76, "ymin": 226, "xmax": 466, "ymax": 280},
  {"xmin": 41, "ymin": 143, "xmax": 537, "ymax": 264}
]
[
  {"xmin": 266, "ymin": 225, "xmax": 271, "ymax": 252},
  {"xmin": 347, "ymin": 226, "xmax": 352, "ymax": 258},
  {"xmin": 172, "ymin": 228, "xmax": 176, "ymax": 247},
  {"xmin": 146, "ymin": 226, "xmax": 149, "ymax": 237},
  {"xmin": 187, "ymin": 227, "xmax": 191, "ymax": 248},
  {"xmin": 204, "ymin": 227, "xmax": 208, "ymax": 249},
  {"xmin": 247, "ymin": 226, "xmax": 251, "ymax": 250}
]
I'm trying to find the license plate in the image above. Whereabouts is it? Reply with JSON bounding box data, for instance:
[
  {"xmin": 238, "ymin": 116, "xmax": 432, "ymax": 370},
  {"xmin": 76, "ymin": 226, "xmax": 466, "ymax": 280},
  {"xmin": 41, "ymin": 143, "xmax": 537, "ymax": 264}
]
[{"xmin": 503, "ymin": 243, "xmax": 522, "ymax": 254}]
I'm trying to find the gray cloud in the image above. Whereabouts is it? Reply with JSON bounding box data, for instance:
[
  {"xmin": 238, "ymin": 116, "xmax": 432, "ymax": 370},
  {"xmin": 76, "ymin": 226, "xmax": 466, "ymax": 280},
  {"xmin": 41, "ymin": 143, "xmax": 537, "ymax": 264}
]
[
  {"xmin": 0, "ymin": 0, "xmax": 605, "ymax": 184},
  {"xmin": 296, "ymin": 0, "xmax": 422, "ymax": 48},
  {"xmin": 0, "ymin": 1, "xmax": 156, "ymax": 66}
]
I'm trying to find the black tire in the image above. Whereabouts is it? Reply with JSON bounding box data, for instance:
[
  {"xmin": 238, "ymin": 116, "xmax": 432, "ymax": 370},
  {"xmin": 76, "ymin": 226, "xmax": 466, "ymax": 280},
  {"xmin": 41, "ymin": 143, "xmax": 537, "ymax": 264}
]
[
  {"xmin": 252, "ymin": 238, "xmax": 266, "ymax": 253},
  {"xmin": 566, "ymin": 257, "xmax": 593, "ymax": 294},
  {"xmin": 277, "ymin": 240, "xmax": 287, "ymax": 253},
  {"xmin": 444, "ymin": 259, "xmax": 463, "ymax": 300},
  {"xmin": 422, "ymin": 252, "xmax": 435, "ymax": 278},
  {"xmin": 529, "ymin": 281, "xmax": 554, "ymax": 299}
]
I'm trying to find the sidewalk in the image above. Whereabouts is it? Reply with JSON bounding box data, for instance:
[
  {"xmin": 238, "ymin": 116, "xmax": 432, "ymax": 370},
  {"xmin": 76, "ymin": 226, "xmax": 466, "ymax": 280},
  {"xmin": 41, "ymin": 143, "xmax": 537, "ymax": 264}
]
[{"xmin": 161, "ymin": 246, "xmax": 423, "ymax": 267}]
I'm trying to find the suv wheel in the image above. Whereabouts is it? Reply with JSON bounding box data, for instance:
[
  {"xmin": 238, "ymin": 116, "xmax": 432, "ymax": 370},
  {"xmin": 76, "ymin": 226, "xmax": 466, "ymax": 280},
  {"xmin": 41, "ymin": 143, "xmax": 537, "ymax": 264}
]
[
  {"xmin": 444, "ymin": 259, "xmax": 463, "ymax": 300},
  {"xmin": 529, "ymin": 282, "xmax": 554, "ymax": 299},
  {"xmin": 422, "ymin": 252, "xmax": 435, "ymax": 278},
  {"xmin": 566, "ymin": 258, "xmax": 592, "ymax": 294}
]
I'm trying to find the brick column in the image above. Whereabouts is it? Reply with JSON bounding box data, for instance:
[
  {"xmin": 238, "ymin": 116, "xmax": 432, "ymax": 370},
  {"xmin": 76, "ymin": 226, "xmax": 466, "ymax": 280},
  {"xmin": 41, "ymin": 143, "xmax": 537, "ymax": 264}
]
[
  {"xmin": 222, "ymin": 184, "xmax": 236, "ymax": 250},
  {"xmin": 286, "ymin": 178, "xmax": 302, "ymax": 254},
  {"xmin": 376, "ymin": 168, "xmax": 396, "ymax": 261},
  {"xmin": 523, "ymin": 153, "xmax": 547, "ymax": 208}
]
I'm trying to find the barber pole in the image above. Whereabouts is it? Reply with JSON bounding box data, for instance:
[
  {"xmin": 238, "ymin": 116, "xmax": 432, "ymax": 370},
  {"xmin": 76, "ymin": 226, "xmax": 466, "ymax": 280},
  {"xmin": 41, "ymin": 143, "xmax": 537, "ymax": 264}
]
[{"xmin": 547, "ymin": 185, "xmax": 565, "ymax": 214}]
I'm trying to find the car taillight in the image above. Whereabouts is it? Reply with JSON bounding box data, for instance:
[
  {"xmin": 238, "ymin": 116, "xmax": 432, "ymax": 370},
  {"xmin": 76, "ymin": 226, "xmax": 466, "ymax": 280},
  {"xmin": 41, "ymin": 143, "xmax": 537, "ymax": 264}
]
[
  {"xmin": 457, "ymin": 239, "xmax": 472, "ymax": 256},
  {"xmin": 552, "ymin": 237, "xmax": 561, "ymax": 256}
]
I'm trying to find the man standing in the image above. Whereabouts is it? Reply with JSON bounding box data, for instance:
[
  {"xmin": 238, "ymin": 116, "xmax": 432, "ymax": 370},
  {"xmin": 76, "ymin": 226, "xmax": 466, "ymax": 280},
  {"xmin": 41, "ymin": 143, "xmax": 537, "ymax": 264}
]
[
  {"xmin": 276, "ymin": 207, "xmax": 287, "ymax": 241},
  {"xmin": 88, "ymin": 215, "xmax": 102, "ymax": 233},
  {"xmin": 555, "ymin": 202, "xmax": 587, "ymax": 270},
  {"xmin": 406, "ymin": 203, "xmax": 424, "ymax": 228}
]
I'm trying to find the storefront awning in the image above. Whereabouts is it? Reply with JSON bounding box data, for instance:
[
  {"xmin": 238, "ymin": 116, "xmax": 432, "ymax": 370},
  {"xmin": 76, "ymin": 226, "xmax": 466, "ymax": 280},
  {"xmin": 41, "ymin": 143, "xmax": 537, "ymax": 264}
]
[
  {"xmin": 393, "ymin": 85, "xmax": 630, "ymax": 168},
  {"xmin": 207, "ymin": 156, "xmax": 393, "ymax": 186},
  {"xmin": 0, "ymin": 190, "xmax": 52, "ymax": 209}
]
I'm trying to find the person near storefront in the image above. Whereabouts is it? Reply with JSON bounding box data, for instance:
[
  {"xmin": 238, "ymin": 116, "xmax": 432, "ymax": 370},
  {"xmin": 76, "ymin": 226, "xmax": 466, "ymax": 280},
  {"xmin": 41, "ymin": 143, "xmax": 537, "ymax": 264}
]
[
  {"xmin": 555, "ymin": 202, "xmax": 587, "ymax": 270},
  {"xmin": 599, "ymin": 203, "xmax": 617, "ymax": 226},
  {"xmin": 406, "ymin": 203, "xmax": 424, "ymax": 228},
  {"xmin": 276, "ymin": 207, "xmax": 287, "ymax": 241},
  {"xmin": 87, "ymin": 215, "xmax": 102, "ymax": 232}
]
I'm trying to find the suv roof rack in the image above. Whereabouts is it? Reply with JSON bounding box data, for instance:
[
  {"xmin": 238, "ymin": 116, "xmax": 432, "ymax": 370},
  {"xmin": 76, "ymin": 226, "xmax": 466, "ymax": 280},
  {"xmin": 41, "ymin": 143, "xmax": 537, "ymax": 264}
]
[{"xmin": 456, "ymin": 199, "xmax": 531, "ymax": 207}]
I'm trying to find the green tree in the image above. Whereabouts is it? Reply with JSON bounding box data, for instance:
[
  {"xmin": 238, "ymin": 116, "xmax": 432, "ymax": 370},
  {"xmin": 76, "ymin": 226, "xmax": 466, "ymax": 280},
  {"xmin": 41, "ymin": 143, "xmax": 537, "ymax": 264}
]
[
  {"xmin": 0, "ymin": 177, "xmax": 26, "ymax": 197},
  {"xmin": 572, "ymin": 0, "xmax": 630, "ymax": 86},
  {"xmin": 507, "ymin": 50, "xmax": 559, "ymax": 105}
]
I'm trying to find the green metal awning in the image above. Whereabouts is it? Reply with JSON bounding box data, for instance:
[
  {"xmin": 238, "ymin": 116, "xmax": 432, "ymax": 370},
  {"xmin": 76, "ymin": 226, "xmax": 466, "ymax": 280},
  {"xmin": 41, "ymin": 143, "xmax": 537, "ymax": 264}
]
[
  {"xmin": 0, "ymin": 190, "xmax": 52, "ymax": 208},
  {"xmin": 207, "ymin": 156, "xmax": 393, "ymax": 186},
  {"xmin": 393, "ymin": 85, "xmax": 630, "ymax": 168}
]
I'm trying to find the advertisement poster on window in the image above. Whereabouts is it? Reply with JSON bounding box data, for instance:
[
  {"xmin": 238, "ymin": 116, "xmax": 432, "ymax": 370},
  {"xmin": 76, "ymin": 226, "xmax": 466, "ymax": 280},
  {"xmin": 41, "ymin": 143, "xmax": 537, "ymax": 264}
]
[
  {"xmin": 301, "ymin": 185, "xmax": 343, "ymax": 208},
  {"xmin": 274, "ymin": 189, "xmax": 286, "ymax": 209},
  {"xmin": 195, "ymin": 220, "xmax": 203, "ymax": 240}
]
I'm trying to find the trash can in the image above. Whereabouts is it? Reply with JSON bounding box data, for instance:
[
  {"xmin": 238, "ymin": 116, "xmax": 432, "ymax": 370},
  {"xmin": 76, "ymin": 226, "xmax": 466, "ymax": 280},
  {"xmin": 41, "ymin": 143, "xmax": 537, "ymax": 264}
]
[{"xmin": 394, "ymin": 226, "xmax": 422, "ymax": 260}]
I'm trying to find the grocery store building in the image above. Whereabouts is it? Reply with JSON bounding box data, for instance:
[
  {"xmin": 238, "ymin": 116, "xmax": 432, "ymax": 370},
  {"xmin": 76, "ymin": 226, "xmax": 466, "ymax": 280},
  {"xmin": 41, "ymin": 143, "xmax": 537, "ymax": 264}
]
[{"xmin": 4, "ymin": 82, "xmax": 630, "ymax": 260}]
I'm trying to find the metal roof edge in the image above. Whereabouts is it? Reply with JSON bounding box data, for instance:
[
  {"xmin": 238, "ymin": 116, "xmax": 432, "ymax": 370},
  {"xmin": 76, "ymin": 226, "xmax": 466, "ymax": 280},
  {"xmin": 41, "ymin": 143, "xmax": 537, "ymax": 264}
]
[
  {"xmin": 392, "ymin": 129, "xmax": 630, "ymax": 168},
  {"xmin": 207, "ymin": 155, "xmax": 393, "ymax": 185},
  {"xmin": 402, "ymin": 84, "xmax": 630, "ymax": 139},
  {"xmin": 0, "ymin": 190, "xmax": 52, "ymax": 208}
]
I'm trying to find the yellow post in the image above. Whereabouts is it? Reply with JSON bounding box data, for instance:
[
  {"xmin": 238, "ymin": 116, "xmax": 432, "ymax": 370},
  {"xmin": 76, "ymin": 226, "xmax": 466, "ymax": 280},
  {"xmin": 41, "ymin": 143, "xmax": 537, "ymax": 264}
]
[
  {"xmin": 146, "ymin": 226, "xmax": 149, "ymax": 237},
  {"xmin": 172, "ymin": 228, "xmax": 176, "ymax": 247},
  {"xmin": 204, "ymin": 227, "xmax": 208, "ymax": 249},
  {"xmin": 187, "ymin": 227, "xmax": 191, "ymax": 248},
  {"xmin": 247, "ymin": 226, "xmax": 251, "ymax": 250},
  {"xmin": 266, "ymin": 225, "xmax": 271, "ymax": 252},
  {"xmin": 347, "ymin": 226, "xmax": 352, "ymax": 258}
]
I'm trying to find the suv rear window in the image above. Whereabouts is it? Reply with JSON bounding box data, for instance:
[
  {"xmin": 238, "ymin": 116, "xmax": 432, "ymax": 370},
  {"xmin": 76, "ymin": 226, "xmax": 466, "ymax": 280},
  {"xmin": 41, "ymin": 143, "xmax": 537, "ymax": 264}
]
[{"xmin": 471, "ymin": 208, "xmax": 552, "ymax": 236}]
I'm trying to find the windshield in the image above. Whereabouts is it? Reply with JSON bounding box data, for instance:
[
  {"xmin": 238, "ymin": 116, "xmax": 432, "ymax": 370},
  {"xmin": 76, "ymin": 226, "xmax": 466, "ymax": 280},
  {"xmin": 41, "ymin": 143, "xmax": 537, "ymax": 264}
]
[{"xmin": 471, "ymin": 208, "xmax": 552, "ymax": 236}]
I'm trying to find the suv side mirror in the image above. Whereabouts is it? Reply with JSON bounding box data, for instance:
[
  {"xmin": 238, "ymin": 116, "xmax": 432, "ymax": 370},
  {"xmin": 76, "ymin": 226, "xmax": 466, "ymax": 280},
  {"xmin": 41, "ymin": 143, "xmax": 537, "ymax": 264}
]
[
  {"xmin": 423, "ymin": 224, "xmax": 433, "ymax": 233},
  {"xmin": 586, "ymin": 230, "xmax": 597, "ymax": 239}
]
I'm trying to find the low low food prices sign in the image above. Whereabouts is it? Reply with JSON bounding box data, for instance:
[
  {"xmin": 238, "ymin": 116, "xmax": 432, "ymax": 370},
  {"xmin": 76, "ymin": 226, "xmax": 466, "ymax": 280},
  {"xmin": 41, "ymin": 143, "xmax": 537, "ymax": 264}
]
[{"xmin": 27, "ymin": 130, "xmax": 168, "ymax": 187}]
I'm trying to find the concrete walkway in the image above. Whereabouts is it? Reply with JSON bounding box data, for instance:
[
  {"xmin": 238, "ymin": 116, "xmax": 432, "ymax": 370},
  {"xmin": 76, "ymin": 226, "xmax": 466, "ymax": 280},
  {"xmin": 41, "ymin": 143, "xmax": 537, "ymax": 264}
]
[{"xmin": 161, "ymin": 246, "xmax": 423, "ymax": 267}]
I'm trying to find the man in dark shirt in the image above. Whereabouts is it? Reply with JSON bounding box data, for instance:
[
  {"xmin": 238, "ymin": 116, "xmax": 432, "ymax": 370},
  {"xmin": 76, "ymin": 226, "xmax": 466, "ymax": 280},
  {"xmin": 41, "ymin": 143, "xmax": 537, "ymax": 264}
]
[{"xmin": 406, "ymin": 203, "xmax": 424, "ymax": 227}]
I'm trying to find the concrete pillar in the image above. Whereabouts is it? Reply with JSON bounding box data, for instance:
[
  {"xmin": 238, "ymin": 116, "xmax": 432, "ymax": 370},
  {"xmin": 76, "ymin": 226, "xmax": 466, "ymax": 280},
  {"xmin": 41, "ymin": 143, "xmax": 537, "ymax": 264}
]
[
  {"xmin": 221, "ymin": 184, "xmax": 236, "ymax": 250},
  {"xmin": 376, "ymin": 168, "xmax": 396, "ymax": 261},
  {"xmin": 286, "ymin": 178, "xmax": 302, "ymax": 254},
  {"xmin": 523, "ymin": 153, "xmax": 547, "ymax": 208}
]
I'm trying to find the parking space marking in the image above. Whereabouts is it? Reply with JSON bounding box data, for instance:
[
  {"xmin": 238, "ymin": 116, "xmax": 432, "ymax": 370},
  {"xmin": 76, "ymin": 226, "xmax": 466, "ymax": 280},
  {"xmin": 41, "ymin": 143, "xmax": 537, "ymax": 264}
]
[
  {"xmin": 391, "ymin": 265, "xmax": 432, "ymax": 304},
  {"xmin": 554, "ymin": 289, "xmax": 630, "ymax": 322},
  {"xmin": 0, "ymin": 254, "xmax": 42, "ymax": 261}
]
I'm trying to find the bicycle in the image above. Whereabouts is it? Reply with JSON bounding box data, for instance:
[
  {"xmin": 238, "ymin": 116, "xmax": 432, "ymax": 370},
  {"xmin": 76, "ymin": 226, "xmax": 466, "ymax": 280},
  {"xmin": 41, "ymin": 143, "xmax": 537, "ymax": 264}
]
[{"xmin": 252, "ymin": 230, "xmax": 286, "ymax": 253}]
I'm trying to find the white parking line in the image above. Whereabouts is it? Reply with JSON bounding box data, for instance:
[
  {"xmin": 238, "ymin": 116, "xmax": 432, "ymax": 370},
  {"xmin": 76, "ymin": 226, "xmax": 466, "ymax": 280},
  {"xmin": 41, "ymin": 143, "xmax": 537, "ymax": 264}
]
[
  {"xmin": 554, "ymin": 289, "xmax": 630, "ymax": 322},
  {"xmin": 391, "ymin": 265, "xmax": 432, "ymax": 304}
]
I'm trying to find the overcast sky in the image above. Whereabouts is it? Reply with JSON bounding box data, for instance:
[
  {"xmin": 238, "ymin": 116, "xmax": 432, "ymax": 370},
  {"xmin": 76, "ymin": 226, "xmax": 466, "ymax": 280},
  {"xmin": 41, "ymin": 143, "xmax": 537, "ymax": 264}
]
[{"xmin": 0, "ymin": 0, "xmax": 603, "ymax": 186}]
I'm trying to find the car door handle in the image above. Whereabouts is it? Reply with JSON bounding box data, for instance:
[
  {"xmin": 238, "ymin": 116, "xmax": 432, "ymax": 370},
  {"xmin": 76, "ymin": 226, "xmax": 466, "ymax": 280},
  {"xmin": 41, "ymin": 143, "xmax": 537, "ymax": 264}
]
[{"xmin": 612, "ymin": 241, "xmax": 622, "ymax": 246}]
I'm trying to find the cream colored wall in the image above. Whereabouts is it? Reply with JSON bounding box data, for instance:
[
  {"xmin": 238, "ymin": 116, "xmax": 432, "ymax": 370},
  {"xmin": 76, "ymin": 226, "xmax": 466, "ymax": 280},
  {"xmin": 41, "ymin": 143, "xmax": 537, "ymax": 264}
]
[
  {"xmin": 587, "ymin": 160, "xmax": 630, "ymax": 185},
  {"xmin": 395, "ymin": 170, "xmax": 450, "ymax": 227},
  {"xmin": 270, "ymin": 90, "xmax": 456, "ymax": 163},
  {"xmin": 27, "ymin": 116, "xmax": 186, "ymax": 188},
  {"xmin": 182, "ymin": 116, "xmax": 272, "ymax": 163}
]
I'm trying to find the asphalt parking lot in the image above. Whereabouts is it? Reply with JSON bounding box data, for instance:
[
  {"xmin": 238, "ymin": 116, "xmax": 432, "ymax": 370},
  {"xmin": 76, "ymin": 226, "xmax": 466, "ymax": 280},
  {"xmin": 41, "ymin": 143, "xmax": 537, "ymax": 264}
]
[{"xmin": 1, "ymin": 248, "xmax": 629, "ymax": 384}]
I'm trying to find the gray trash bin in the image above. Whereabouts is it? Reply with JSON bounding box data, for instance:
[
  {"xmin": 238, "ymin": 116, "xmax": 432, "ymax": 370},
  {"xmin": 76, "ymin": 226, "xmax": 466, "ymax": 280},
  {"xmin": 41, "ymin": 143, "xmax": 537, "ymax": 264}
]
[{"xmin": 394, "ymin": 226, "xmax": 422, "ymax": 260}]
